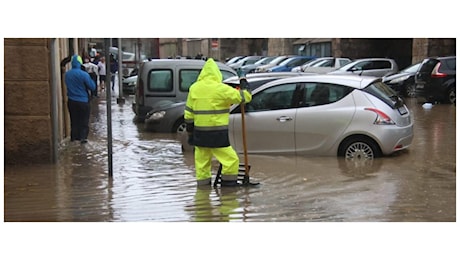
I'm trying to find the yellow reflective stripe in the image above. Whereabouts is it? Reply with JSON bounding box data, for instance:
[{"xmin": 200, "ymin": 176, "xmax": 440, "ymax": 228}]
[
  {"xmin": 185, "ymin": 106, "xmax": 193, "ymax": 112},
  {"xmin": 184, "ymin": 119, "xmax": 194, "ymax": 124},
  {"xmin": 194, "ymin": 125, "xmax": 229, "ymax": 131},
  {"xmin": 193, "ymin": 109, "xmax": 229, "ymax": 115}
]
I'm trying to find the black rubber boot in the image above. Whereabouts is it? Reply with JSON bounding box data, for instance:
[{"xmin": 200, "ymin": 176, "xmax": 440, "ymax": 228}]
[{"xmin": 221, "ymin": 180, "xmax": 239, "ymax": 187}]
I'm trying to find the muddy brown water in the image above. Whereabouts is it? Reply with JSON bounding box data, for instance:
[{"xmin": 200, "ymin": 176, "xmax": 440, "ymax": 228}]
[{"xmin": 3, "ymin": 96, "xmax": 456, "ymax": 222}]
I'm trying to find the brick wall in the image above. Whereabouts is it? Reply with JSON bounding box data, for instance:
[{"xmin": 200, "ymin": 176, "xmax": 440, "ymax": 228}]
[{"xmin": 4, "ymin": 38, "xmax": 52, "ymax": 164}]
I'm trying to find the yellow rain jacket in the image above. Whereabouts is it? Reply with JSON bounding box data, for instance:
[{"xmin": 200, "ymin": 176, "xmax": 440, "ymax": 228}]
[{"xmin": 185, "ymin": 58, "xmax": 252, "ymax": 148}]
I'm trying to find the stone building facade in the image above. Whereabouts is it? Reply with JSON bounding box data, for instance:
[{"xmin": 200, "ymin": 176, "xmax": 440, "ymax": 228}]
[{"xmin": 3, "ymin": 38, "xmax": 456, "ymax": 165}]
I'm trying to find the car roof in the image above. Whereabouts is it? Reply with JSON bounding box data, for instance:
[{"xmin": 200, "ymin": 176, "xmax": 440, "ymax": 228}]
[
  {"xmin": 253, "ymin": 74, "xmax": 380, "ymax": 91},
  {"xmin": 427, "ymin": 56, "xmax": 456, "ymax": 61},
  {"xmin": 142, "ymin": 58, "xmax": 231, "ymax": 68},
  {"xmin": 223, "ymin": 72, "xmax": 312, "ymax": 84}
]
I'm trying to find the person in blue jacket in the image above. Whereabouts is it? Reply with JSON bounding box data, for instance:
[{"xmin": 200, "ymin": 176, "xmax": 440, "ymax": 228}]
[{"xmin": 64, "ymin": 54, "xmax": 96, "ymax": 144}]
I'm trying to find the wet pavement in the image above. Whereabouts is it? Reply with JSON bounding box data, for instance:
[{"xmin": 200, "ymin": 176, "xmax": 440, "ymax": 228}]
[{"xmin": 3, "ymin": 90, "xmax": 457, "ymax": 222}]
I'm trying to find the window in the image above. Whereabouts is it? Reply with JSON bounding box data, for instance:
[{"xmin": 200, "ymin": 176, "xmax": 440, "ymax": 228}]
[
  {"xmin": 302, "ymin": 83, "xmax": 352, "ymax": 107},
  {"xmin": 371, "ymin": 60, "xmax": 391, "ymax": 70},
  {"xmin": 352, "ymin": 61, "xmax": 372, "ymax": 71},
  {"xmin": 180, "ymin": 69, "xmax": 200, "ymax": 91},
  {"xmin": 221, "ymin": 70, "xmax": 237, "ymax": 80},
  {"xmin": 362, "ymin": 81, "xmax": 401, "ymax": 109},
  {"xmin": 148, "ymin": 69, "xmax": 173, "ymax": 92},
  {"xmin": 339, "ymin": 59, "xmax": 351, "ymax": 66},
  {"xmin": 442, "ymin": 58, "xmax": 456, "ymax": 70},
  {"xmin": 246, "ymin": 83, "xmax": 297, "ymax": 112},
  {"xmin": 314, "ymin": 59, "xmax": 333, "ymax": 67},
  {"xmin": 178, "ymin": 69, "xmax": 237, "ymax": 92},
  {"xmin": 303, "ymin": 42, "xmax": 332, "ymax": 57}
]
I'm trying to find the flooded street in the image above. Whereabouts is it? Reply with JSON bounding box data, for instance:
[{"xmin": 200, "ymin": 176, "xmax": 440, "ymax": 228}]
[{"xmin": 3, "ymin": 93, "xmax": 456, "ymax": 222}]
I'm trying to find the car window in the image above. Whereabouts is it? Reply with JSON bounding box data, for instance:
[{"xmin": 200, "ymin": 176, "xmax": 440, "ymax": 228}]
[
  {"xmin": 441, "ymin": 58, "xmax": 456, "ymax": 71},
  {"xmin": 339, "ymin": 59, "xmax": 351, "ymax": 66},
  {"xmin": 246, "ymin": 83, "xmax": 297, "ymax": 112},
  {"xmin": 362, "ymin": 81, "xmax": 402, "ymax": 109},
  {"xmin": 290, "ymin": 58, "xmax": 312, "ymax": 67},
  {"xmin": 402, "ymin": 63, "xmax": 420, "ymax": 73},
  {"xmin": 302, "ymin": 83, "xmax": 352, "ymax": 107},
  {"xmin": 419, "ymin": 59, "xmax": 439, "ymax": 73},
  {"xmin": 351, "ymin": 61, "xmax": 371, "ymax": 71},
  {"xmin": 178, "ymin": 69, "xmax": 236, "ymax": 92},
  {"xmin": 371, "ymin": 60, "xmax": 391, "ymax": 70},
  {"xmin": 317, "ymin": 59, "xmax": 333, "ymax": 67},
  {"xmin": 148, "ymin": 69, "xmax": 173, "ymax": 92},
  {"xmin": 179, "ymin": 69, "xmax": 200, "ymax": 91},
  {"xmin": 221, "ymin": 70, "xmax": 237, "ymax": 80},
  {"xmin": 270, "ymin": 56, "xmax": 289, "ymax": 64}
]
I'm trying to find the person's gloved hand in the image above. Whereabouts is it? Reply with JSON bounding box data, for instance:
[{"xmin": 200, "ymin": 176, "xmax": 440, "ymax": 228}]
[
  {"xmin": 186, "ymin": 123, "xmax": 194, "ymax": 145},
  {"xmin": 239, "ymin": 78, "xmax": 248, "ymax": 90}
]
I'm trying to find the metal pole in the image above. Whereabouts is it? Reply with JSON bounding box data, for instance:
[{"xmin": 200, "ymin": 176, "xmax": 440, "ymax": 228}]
[
  {"xmin": 117, "ymin": 38, "xmax": 125, "ymax": 105},
  {"xmin": 105, "ymin": 38, "xmax": 113, "ymax": 177},
  {"xmin": 50, "ymin": 38, "xmax": 59, "ymax": 163}
]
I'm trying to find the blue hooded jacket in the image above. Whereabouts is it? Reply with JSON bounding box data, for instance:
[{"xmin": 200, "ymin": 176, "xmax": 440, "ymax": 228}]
[{"xmin": 65, "ymin": 54, "xmax": 96, "ymax": 102}]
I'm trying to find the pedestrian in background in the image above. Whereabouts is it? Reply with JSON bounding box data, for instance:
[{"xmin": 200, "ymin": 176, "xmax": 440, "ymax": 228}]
[
  {"xmin": 97, "ymin": 56, "xmax": 106, "ymax": 90},
  {"xmin": 65, "ymin": 54, "xmax": 96, "ymax": 144},
  {"xmin": 110, "ymin": 54, "xmax": 118, "ymax": 91},
  {"xmin": 184, "ymin": 58, "xmax": 252, "ymax": 187},
  {"xmin": 83, "ymin": 57, "xmax": 99, "ymax": 97}
]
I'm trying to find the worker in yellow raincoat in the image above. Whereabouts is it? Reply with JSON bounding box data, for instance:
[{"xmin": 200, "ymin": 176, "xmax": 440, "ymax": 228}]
[{"xmin": 185, "ymin": 58, "xmax": 252, "ymax": 187}]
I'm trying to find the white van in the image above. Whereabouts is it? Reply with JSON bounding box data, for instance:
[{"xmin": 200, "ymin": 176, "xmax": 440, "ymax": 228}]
[{"xmin": 133, "ymin": 59, "xmax": 237, "ymax": 122}]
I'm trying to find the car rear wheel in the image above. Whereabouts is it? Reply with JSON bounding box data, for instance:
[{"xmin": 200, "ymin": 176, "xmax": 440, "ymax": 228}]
[
  {"xmin": 338, "ymin": 136, "xmax": 381, "ymax": 160},
  {"xmin": 447, "ymin": 87, "xmax": 455, "ymax": 104}
]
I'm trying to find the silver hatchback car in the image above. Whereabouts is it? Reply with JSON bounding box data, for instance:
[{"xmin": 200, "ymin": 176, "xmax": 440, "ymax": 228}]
[{"xmin": 228, "ymin": 74, "xmax": 413, "ymax": 159}]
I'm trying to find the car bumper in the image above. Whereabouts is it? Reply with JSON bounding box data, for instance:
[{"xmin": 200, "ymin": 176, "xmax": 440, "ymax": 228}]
[
  {"xmin": 377, "ymin": 124, "xmax": 414, "ymax": 155},
  {"xmin": 133, "ymin": 104, "xmax": 152, "ymax": 122},
  {"xmin": 144, "ymin": 117, "xmax": 170, "ymax": 132}
]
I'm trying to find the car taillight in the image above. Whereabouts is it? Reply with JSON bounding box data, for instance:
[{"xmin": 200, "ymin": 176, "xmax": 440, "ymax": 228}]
[
  {"xmin": 365, "ymin": 108, "xmax": 395, "ymax": 125},
  {"xmin": 431, "ymin": 62, "xmax": 447, "ymax": 78}
]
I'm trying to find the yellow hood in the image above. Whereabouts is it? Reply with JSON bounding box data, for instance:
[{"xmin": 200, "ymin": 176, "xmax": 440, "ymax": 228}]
[{"xmin": 196, "ymin": 58, "xmax": 222, "ymax": 83}]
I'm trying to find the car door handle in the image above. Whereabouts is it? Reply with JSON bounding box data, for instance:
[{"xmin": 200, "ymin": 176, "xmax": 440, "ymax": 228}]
[{"xmin": 276, "ymin": 116, "xmax": 293, "ymax": 122}]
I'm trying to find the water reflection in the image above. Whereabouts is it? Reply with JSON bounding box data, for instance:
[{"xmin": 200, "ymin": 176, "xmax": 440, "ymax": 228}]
[{"xmin": 3, "ymin": 96, "xmax": 456, "ymax": 222}]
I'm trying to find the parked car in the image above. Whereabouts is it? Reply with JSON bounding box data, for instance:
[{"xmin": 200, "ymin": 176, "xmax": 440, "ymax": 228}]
[
  {"xmin": 183, "ymin": 74, "xmax": 413, "ymax": 159},
  {"xmin": 414, "ymin": 56, "xmax": 456, "ymax": 104},
  {"xmin": 225, "ymin": 56, "xmax": 246, "ymax": 66},
  {"xmin": 133, "ymin": 59, "xmax": 236, "ymax": 122},
  {"xmin": 229, "ymin": 56, "xmax": 264, "ymax": 71},
  {"xmin": 290, "ymin": 58, "xmax": 320, "ymax": 72},
  {"xmin": 382, "ymin": 62, "xmax": 421, "ymax": 98},
  {"xmin": 238, "ymin": 56, "xmax": 277, "ymax": 75},
  {"xmin": 328, "ymin": 58, "xmax": 399, "ymax": 77},
  {"xmin": 267, "ymin": 56, "xmax": 315, "ymax": 72},
  {"xmin": 122, "ymin": 75, "xmax": 137, "ymax": 94},
  {"xmin": 254, "ymin": 55, "xmax": 293, "ymax": 73},
  {"xmin": 148, "ymin": 72, "xmax": 308, "ymax": 134},
  {"xmin": 301, "ymin": 57, "xmax": 352, "ymax": 74},
  {"xmin": 291, "ymin": 57, "xmax": 350, "ymax": 72}
]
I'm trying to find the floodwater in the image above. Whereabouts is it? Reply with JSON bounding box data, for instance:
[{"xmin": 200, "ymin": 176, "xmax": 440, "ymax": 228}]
[{"xmin": 3, "ymin": 92, "xmax": 456, "ymax": 222}]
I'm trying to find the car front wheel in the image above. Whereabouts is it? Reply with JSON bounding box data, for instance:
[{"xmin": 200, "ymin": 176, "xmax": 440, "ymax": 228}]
[
  {"xmin": 172, "ymin": 119, "xmax": 187, "ymax": 134},
  {"xmin": 338, "ymin": 136, "xmax": 381, "ymax": 160},
  {"xmin": 405, "ymin": 83, "xmax": 416, "ymax": 98}
]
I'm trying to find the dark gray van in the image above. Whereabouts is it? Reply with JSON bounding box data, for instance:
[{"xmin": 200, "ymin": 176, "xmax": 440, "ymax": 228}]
[{"xmin": 133, "ymin": 59, "xmax": 237, "ymax": 122}]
